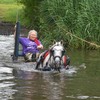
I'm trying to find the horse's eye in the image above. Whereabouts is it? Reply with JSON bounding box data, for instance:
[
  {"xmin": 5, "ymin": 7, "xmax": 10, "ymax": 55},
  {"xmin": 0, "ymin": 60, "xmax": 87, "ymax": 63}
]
[{"xmin": 62, "ymin": 50, "xmax": 65, "ymax": 55}]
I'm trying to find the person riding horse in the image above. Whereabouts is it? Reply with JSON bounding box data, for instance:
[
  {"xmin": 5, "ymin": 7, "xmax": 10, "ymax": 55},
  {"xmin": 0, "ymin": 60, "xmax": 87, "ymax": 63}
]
[
  {"xmin": 35, "ymin": 41, "xmax": 70, "ymax": 71},
  {"xmin": 14, "ymin": 29, "xmax": 43, "ymax": 62}
]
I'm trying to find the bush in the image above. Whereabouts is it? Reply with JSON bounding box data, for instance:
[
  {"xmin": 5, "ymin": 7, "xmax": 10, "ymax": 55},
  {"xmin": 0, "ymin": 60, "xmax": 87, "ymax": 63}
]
[{"xmin": 17, "ymin": 0, "xmax": 100, "ymax": 49}]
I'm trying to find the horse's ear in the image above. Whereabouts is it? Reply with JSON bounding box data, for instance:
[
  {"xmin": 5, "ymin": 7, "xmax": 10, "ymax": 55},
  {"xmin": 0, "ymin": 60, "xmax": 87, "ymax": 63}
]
[
  {"xmin": 49, "ymin": 45, "xmax": 52, "ymax": 49},
  {"xmin": 60, "ymin": 40, "xmax": 63, "ymax": 45},
  {"xmin": 53, "ymin": 40, "xmax": 56, "ymax": 44}
]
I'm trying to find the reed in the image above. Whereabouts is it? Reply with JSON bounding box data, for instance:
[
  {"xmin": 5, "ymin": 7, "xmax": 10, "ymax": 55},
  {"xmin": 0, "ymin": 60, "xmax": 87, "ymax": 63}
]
[
  {"xmin": 3, "ymin": 0, "xmax": 99, "ymax": 49},
  {"xmin": 39, "ymin": 0, "xmax": 100, "ymax": 49}
]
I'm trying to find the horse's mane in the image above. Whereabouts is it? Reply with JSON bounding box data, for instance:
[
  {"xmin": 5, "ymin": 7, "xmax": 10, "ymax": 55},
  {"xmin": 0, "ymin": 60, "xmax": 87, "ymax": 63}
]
[{"xmin": 49, "ymin": 41, "xmax": 63, "ymax": 50}]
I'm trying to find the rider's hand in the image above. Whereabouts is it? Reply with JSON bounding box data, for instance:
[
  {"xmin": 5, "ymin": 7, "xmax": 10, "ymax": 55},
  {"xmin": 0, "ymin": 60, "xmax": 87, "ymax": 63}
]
[{"xmin": 37, "ymin": 44, "xmax": 43, "ymax": 49}]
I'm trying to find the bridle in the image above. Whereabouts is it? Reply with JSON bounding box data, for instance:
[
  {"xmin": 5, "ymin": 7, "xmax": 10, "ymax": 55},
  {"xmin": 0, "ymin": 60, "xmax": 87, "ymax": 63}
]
[
  {"xmin": 50, "ymin": 43, "xmax": 65, "ymax": 58},
  {"xmin": 50, "ymin": 44, "xmax": 65, "ymax": 70}
]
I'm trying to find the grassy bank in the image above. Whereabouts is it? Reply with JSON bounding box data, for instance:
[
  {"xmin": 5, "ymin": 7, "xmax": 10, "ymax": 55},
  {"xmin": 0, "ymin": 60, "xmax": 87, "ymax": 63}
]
[
  {"xmin": 0, "ymin": 0, "xmax": 23, "ymax": 23},
  {"xmin": 0, "ymin": 0, "xmax": 15, "ymax": 4}
]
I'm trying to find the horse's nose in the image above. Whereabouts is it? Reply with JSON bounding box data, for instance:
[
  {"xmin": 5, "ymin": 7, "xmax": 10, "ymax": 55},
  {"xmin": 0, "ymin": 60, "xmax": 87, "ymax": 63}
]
[{"xmin": 55, "ymin": 57, "xmax": 60, "ymax": 63}]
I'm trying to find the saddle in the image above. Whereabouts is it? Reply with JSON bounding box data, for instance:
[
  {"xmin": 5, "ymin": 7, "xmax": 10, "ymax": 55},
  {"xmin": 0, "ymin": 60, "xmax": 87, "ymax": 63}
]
[
  {"xmin": 35, "ymin": 50, "xmax": 50, "ymax": 70},
  {"xmin": 42, "ymin": 50, "xmax": 50, "ymax": 61}
]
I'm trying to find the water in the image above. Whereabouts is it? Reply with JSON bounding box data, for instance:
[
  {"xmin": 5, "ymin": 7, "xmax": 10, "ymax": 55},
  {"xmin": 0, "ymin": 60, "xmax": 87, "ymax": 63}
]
[{"xmin": 0, "ymin": 35, "xmax": 100, "ymax": 100}]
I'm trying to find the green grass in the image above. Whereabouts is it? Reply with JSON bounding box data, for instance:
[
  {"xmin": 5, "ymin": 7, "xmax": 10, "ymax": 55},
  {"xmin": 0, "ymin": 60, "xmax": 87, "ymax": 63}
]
[
  {"xmin": 0, "ymin": 0, "xmax": 15, "ymax": 4},
  {"xmin": 0, "ymin": 0, "xmax": 23, "ymax": 23}
]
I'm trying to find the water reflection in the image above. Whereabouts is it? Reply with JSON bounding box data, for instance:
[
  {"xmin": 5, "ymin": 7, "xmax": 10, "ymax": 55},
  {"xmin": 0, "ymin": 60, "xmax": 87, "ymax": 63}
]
[
  {"xmin": 12, "ymin": 69, "xmax": 68, "ymax": 100},
  {"xmin": 42, "ymin": 72, "xmax": 66, "ymax": 100},
  {"xmin": 0, "ymin": 67, "xmax": 16, "ymax": 100}
]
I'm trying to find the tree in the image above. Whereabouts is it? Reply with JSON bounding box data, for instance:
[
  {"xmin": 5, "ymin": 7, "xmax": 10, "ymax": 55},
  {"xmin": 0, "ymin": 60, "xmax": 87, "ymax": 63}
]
[{"xmin": 17, "ymin": 0, "xmax": 43, "ymax": 30}]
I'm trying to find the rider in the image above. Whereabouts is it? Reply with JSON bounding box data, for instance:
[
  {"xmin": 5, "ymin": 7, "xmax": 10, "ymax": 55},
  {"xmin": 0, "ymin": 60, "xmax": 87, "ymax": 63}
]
[{"xmin": 15, "ymin": 29, "xmax": 43, "ymax": 62}]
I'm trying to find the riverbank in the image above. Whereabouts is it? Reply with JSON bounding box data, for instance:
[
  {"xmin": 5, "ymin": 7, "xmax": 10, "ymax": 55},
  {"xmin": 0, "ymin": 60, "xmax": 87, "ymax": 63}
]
[
  {"xmin": 0, "ymin": 0, "xmax": 25, "ymax": 35},
  {"xmin": 0, "ymin": 21, "xmax": 14, "ymax": 35},
  {"xmin": 0, "ymin": 21, "xmax": 28, "ymax": 35}
]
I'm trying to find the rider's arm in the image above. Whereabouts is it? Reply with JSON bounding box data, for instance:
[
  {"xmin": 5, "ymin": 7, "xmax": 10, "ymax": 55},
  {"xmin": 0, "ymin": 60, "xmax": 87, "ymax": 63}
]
[{"xmin": 19, "ymin": 37, "xmax": 28, "ymax": 47}]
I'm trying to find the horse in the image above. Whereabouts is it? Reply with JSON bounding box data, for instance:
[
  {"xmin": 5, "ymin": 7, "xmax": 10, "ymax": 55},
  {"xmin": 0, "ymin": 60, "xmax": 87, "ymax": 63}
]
[{"xmin": 35, "ymin": 41, "xmax": 70, "ymax": 72}]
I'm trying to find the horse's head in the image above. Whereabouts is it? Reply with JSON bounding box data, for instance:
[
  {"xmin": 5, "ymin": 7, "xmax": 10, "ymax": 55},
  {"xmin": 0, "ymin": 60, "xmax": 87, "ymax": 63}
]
[{"xmin": 50, "ymin": 41, "xmax": 65, "ymax": 71}]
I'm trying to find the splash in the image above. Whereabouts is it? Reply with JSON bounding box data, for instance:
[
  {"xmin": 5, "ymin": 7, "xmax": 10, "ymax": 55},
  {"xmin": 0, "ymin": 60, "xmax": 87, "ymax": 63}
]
[{"xmin": 0, "ymin": 35, "xmax": 85, "ymax": 76}]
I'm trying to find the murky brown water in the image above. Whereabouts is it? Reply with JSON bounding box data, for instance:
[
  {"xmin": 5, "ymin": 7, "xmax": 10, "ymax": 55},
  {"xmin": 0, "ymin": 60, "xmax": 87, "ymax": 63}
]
[{"xmin": 0, "ymin": 35, "xmax": 100, "ymax": 100}]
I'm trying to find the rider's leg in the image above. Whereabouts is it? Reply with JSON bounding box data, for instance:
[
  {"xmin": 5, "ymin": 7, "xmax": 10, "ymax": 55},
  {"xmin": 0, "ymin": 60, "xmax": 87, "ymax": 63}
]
[
  {"xmin": 24, "ymin": 53, "xmax": 33, "ymax": 62},
  {"xmin": 24, "ymin": 53, "xmax": 37, "ymax": 62}
]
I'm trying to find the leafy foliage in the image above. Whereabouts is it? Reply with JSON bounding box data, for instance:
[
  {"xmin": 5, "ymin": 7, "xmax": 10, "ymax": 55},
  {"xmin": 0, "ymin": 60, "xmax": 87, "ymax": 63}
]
[
  {"xmin": 17, "ymin": 0, "xmax": 43, "ymax": 30},
  {"xmin": 17, "ymin": 0, "xmax": 100, "ymax": 49}
]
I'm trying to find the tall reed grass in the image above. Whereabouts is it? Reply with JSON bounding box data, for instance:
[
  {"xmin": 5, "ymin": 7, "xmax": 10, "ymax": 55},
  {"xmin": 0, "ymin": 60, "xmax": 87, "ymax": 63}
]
[
  {"xmin": 15, "ymin": 0, "xmax": 100, "ymax": 49},
  {"xmin": 39, "ymin": 0, "xmax": 100, "ymax": 49}
]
